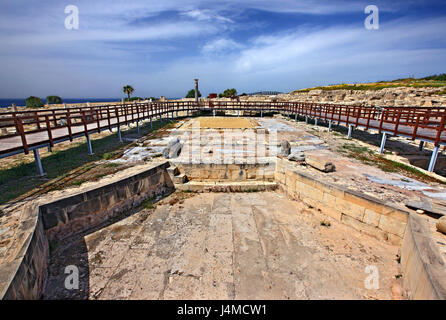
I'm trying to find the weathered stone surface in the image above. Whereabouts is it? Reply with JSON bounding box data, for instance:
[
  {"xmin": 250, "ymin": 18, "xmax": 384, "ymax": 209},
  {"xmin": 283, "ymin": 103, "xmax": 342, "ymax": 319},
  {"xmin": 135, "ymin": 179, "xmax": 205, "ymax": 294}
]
[
  {"xmin": 436, "ymin": 216, "xmax": 446, "ymax": 235},
  {"xmin": 43, "ymin": 192, "xmax": 401, "ymax": 300},
  {"xmin": 168, "ymin": 142, "xmax": 182, "ymax": 159},
  {"xmin": 288, "ymin": 152, "xmax": 305, "ymax": 162},
  {"xmin": 279, "ymin": 140, "xmax": 291, "ymax": 156},
  {"xmin": 305, "ymin": 155, "xmax": 335, "ymax": 172}
]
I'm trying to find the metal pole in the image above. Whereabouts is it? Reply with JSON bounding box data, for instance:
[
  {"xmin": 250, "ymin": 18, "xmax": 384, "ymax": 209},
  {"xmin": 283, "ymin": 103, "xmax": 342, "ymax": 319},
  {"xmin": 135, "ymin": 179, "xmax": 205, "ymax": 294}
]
[
  {"xmin": 347, "ymin": 125, "xmax": 354, "ymax": 139},
  {"xmin": 118, "ymin": 126, "xmax": 123, "ymax": 142},
  {"xmin": 419, "ymin": 141, "xmax": 424, "ymax": 151},
  {"xmin": 33, "ymin": 149, "xmax": 44, "ymax": 176},
  {"xmin": 315, "ymin": 118, "xmax": 318, "ymax": 126},
  {"xmin": 379, "ymin": 132, "xmax": 387, "ymax": 154},
  {"xmin": 295, "ymin": 113, "xmax": 297, "ymax": 121},
  {"xmin": 150, "ymin": 116, "xmax": 153, "ymax": 129},
  {"xmin": 261, "ymin": 110, "xmax": 263, "ymax": 118},
  {"xmin": 328, "ymin": 120, "xmax": 332, "ymax": 132},
  {"xmin": 428, "ymin": 146, "xmax": 440, "ymax": 172},
  {"xmin": 305, "ymin": 116, "xmax": 308, "ymax": 124},
  {"xmin": 86, "ymin": 133, "xmax": 94, "ymax": 155}
]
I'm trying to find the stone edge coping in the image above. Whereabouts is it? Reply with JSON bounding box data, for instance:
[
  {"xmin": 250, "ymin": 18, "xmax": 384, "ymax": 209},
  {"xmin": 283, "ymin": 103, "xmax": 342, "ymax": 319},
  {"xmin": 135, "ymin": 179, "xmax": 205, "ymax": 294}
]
[
  {"xmin": 278, "ymin": 158, "xmax": 446, "ymax": 300},
  {"xmin": 277, "ymin": 157, "xmax": 413, "ymax": 216},
  {"xmin": 401, "ymin": 213, "xmax": 446, "ymax": 299},
  {"xmin": 40, "ymin": 161, "xmax": 170, "ymax": 206},
  {"xmin": 0, "ymin": 161, "xmax": 171, "ymax": 299},
  {"xmin": 171, "ymin": 158, "xmax": 278, "ymax": 165},
  {"xmin": 0, "ymin": 202, "xmax": 42, "ymax": 299}
]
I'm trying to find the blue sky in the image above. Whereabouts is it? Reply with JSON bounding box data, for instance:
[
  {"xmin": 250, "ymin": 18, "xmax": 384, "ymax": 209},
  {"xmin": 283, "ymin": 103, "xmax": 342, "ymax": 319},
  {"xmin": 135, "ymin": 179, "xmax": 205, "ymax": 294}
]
[{"xmin": 0, "ymin": 0, "xmax": 445, "ymax": 98}]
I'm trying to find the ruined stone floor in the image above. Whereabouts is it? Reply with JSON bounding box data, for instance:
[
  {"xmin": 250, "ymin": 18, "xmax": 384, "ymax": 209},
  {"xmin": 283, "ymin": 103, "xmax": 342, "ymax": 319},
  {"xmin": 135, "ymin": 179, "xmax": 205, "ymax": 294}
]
[{"xmin": 43, "ymin": 192, "xmax": 402, "ymax": 300}]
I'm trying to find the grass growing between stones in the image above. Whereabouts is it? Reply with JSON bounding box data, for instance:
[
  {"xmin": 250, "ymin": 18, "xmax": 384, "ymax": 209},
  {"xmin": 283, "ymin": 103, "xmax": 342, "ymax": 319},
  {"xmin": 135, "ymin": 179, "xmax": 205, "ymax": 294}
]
[
  {"xmin": 0, "ymin": 119, "xmax": 174, "ymax": 204},
  {"xmin": 141, "ymin": 197, "xmax": 156, "ymax": 210},
  {"xmin": 340, "ymin": 143, "xmax": 446, "ymax": 185}
]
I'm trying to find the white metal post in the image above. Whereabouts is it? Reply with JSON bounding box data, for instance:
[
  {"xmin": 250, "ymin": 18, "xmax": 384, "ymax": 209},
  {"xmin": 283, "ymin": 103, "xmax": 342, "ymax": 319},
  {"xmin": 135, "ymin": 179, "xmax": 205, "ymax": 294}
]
[
  {"xmin": 347, "ymin": 125, "xmax": 354, "ymax": 139},
  {"xmin": 86, "ymin": 133, "xmax": 94, "ymax": 155},
  {"xmin": 428, "ymin": 146, "xmax": 440, "ymax": 172},
  {"xmin": 379, "ymin": 132, "xmax": 387, "ymax": 154},
  {"xmin": 33, "ymin": 149, "xmax": 45, "ymax": 176}
]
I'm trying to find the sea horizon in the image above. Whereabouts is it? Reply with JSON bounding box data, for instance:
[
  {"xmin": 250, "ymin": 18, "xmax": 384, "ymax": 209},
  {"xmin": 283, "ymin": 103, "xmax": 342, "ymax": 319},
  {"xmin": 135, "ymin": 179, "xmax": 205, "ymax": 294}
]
[{"xmin": 0, "ymin": 97, "xmax": 182, "ymax": 108}]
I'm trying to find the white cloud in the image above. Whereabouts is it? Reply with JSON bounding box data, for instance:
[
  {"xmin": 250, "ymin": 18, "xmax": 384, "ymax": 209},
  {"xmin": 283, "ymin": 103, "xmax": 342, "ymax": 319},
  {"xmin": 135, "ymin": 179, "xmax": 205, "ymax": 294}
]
[
  {"xmin": 234, "ymin": 17, "xmax": 446, "ymax": 73},
  {"xmin": 202, "ymin": 38, "xmax": 243, "ymax": 54},
  {"xmin": 183, "ymin": 9, "xmax": 233, "ymax": 23},
  {"xmin": 0, "ymin": 0, "xmax": 444, "ymax": 98}
]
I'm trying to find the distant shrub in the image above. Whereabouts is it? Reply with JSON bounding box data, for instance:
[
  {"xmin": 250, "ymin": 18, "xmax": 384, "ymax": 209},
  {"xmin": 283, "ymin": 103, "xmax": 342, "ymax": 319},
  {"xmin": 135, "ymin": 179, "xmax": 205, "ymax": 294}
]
[
  {"xmin": 25, "ymin": 96, "xmax": 44, "ymax": 108},
  {"xmin": 46, "ymin": 96, "xmax": 63, "ymax": 104},
  {"xmin": 125, "ymin": 96, "xmax": 142, "ymax": 102},
  {"xmin": 186, "ymin": 89, "xmax": 201, "ymax": 98},
  {"xmin": 423, "ymin": 74, "xmax": 446, "ymax": 81},
  {"xmin": 220, "ymin": 88, "xmax": 237, "ymax": 98}
]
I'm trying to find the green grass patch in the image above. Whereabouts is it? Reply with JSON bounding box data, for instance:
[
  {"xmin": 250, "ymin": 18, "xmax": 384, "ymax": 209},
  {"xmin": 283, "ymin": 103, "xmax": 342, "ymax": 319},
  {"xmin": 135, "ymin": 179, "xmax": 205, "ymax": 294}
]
[
  {"xmin": 342, "ymin": 143, "xmax": 373, "ymax": 155},
  {"xmin": 0, "ymin": 118, "xmax": 174, "ymax": 204},
  {"xmin": 103, "ymin": 162, "xmax": 121, "ymax": 168},
  {"xmin": 102, "ymin": 152, "xmax": 114, "ymax": 160},
  {"xmin": 140, "ymin": 196, "xmax": 156, "ymax": 209},
  {"xmin": 93, "ymin": 173, "xmax": 107, "ymax": 179},
  {"xmin": 70, "ymin": 179, "xmax": 87, "ymax": 187},
  {"xmin": 291, "ymin": 75, "xmax": 446, "ymax": 93},
  {"xmin": 340, "ymin": 143, "xmax": 446, "ymax": 185}
]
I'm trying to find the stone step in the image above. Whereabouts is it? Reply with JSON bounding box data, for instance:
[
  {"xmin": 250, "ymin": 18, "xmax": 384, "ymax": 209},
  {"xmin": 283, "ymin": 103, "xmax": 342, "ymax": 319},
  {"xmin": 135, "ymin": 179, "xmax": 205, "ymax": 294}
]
[
  {"xmin": 167, "ymin": 166, "xmax": 180, "ymax": 177},
  {"xmin": 175, "ymin": 181, "xmax": 278, "ymax": 192},
  {"xmin": 173, "ymin": 173, "xmax": 187, "ymax": 184}
]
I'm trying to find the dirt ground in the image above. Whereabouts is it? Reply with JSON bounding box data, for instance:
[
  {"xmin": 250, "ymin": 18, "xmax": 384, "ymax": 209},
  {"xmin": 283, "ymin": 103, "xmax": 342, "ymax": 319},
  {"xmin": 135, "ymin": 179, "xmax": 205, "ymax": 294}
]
[
  {"xmin": 43, "ymin": 191, "xmax": 404, "ymax": 300},
  {"xmin": 186, "ymin": 117, "xmax": 259, "ymax": 129}
]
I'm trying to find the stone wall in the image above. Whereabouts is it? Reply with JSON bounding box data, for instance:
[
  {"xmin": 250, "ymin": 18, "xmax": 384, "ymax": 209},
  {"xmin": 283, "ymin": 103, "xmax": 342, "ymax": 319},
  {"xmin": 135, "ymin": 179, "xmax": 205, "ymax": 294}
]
[
  {"xmin": 0, "ymin": 204, "xmax": 48, "ymax": 299},
  {"xmin": 239, "ymin": 86, "xmax": 446, "ymax": 107},
  {"xmin": 275, "ymin": 157, "xmax": 408, "ymax": 245},
  {"xmin": 173, "ymin": 162, "xmax": 275, "ymax": 182},
  {"xmin": 0, "ymin": 162, "xmax": 174, "ymax": 299},
  {"xmin": 41, "ymin": 162, "xmax": 174, "ymax": 240},
  {"xmin": 401, "ymin": 213, "xmax": 446, "ymax": 299}
]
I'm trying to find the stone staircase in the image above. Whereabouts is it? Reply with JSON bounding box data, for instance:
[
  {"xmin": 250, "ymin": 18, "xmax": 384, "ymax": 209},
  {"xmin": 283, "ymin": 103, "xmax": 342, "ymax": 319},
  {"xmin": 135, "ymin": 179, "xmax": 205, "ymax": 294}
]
[
  {"xmin": 167, "ymin": 165, "xmax": 188, "ymax": 184},
  {"xmin": 167, "ymin": 162, "xmax": 278, "ymax": 192}
]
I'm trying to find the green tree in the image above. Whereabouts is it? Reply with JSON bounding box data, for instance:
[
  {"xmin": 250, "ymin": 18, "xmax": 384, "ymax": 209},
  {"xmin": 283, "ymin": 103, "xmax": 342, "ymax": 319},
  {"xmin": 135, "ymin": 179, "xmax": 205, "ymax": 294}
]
[
  {"xmin": 46, "ymin": 96, "xmax": 63, "ymax": 104},
  {"xmin": 186, "ymin": 89, "xmax": 201, "ymax": 98},
  {"xmin": 220, "ymin": 88, "xmax": 237, "ymax": 98},
  {"xmin": 25, "ymin": 96, "xmax": 44, "ymax": 109},
  {"xmin": 123, "ymin": 85, "xmax": 135, "ymax": 99}
]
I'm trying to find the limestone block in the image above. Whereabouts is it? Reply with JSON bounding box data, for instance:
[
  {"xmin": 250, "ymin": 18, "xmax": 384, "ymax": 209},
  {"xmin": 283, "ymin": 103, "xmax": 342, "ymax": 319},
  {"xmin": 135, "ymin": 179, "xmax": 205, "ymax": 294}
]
[
  {"xmin": 305, "ymin": 155, "xmax": 335, "ymax": 172},
  {"xmin": 280, "ymin": 140, "xmax": 291, "ymax": 156},
  {"xmin": 288, "ymin": 152, "xmax": 305, "ymax": 162},
  {"xmin": 168, "ymin": 143, "xmax": 183, "ymax": 159},
  {"xmin": 321, "ymin": 192, "xmax": 336, "ymax": 208},
  {"xmin": 335, "ymin": 197, "xmax": 365, "ymax": 221},
  {"xmin": 341, "ymin": 214, "xmax": 389, "ymax": 242},
  {"xmin": 363, "ymin": 209, "xmax": 381, "ymax": 227},
  {"xmin": 305, "ymin": 185, "xmax": 324, "ymax": 202},
  {"xmin": 379, "ymin": 215, "xmax": 407, "ymax": 237},
  {"xmin": 436, "ymin": 216, "xmax": 446, "ymax": 235}
]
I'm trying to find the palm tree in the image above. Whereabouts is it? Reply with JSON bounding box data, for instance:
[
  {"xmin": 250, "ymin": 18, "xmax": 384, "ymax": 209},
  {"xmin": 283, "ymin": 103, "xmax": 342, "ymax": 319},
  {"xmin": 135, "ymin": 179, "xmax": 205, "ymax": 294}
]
[{"xmin": 123, "ymin": 85, "xmax": 135, "ymax": 100}]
